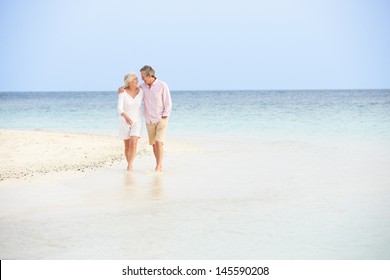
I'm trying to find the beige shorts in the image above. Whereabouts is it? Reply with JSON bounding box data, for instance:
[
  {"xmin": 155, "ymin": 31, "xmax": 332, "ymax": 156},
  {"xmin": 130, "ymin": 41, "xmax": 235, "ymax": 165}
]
[{"xmin": 146, "ymin": 118, "xmax": 169, "ymax": 145}]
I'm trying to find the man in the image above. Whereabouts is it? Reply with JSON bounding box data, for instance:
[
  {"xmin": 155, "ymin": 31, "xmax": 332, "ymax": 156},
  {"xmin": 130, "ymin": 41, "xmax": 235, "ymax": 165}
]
[{"xmin": 119, "ymin": 65, "xmax": 172, "ymax": 171}]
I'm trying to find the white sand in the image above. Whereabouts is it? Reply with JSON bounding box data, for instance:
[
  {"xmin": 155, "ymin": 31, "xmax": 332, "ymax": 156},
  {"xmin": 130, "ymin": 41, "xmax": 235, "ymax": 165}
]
[
  {"xmin": 0, "ymin": 130, "xmax": 150, "ymax": 181},
  {"xmin": 1, "ymin": 132, "xmax": 390, "ymax": 259}
]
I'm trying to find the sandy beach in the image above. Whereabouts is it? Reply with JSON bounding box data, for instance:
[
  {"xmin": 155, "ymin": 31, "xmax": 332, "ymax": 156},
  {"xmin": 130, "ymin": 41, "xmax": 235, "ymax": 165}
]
[
  {"xmin": 0, "ymin": 130, "xmax": 150, "ymax": 181},
  {"xmin": 1, "ymin": 129, "xmax": 389, "ymax": 259}
]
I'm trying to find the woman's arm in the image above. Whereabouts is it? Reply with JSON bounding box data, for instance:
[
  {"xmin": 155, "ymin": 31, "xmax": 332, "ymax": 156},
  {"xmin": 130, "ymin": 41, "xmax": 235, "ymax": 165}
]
[
  {"xmin": 117, "ymin": 92, "xmax": 125, "ymax": 115},
  {"xmin": 117, "ymin": 93, "xmax": 133, "ymax": 125}
]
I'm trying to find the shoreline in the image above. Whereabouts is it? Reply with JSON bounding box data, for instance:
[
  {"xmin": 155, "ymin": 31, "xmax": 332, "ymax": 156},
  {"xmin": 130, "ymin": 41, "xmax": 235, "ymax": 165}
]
[{"xmin": 0, "ymin": 129, "xmax": 150, "ymax": 181}]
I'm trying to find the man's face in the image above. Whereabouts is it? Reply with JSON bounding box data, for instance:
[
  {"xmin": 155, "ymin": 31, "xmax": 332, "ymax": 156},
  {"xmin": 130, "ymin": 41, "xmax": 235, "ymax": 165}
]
[{"xmin": 141, "ymin": 71, "xmax": 153, "ymax": 85}]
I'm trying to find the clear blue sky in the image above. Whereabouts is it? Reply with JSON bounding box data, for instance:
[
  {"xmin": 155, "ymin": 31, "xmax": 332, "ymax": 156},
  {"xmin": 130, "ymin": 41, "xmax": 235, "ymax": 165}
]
[{"xmin": 0, "ymin": 0, "xmax": 389, "ymax": 91}]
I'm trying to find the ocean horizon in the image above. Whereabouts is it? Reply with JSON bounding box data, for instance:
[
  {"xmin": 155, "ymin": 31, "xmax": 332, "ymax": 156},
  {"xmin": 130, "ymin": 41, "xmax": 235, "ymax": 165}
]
[{"xmin": 1, "ymin": 89, "xmax": 389, "ymax": 142}]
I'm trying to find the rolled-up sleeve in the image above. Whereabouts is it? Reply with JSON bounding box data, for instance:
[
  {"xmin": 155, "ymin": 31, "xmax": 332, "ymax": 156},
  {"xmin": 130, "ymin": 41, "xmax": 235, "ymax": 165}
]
[{"xmin": 162, "ymin": 83, "xmax": 172, "ymax": 117}]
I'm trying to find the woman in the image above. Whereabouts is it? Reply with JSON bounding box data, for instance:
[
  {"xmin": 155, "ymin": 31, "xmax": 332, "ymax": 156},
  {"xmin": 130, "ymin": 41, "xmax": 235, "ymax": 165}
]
[{"xmin": 117, "ymin": 72, "xmax": 144, "ymax": 171}]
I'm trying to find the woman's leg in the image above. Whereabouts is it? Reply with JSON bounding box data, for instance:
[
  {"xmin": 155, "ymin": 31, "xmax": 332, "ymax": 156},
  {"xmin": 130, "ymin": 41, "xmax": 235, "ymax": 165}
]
[
  {"xmin": 124, "ymin": 139, "xmax": 130, "ymax": 168},
  {"xmin": 127, "ymin": 136, "xmax": 139, "ymax": 171}
]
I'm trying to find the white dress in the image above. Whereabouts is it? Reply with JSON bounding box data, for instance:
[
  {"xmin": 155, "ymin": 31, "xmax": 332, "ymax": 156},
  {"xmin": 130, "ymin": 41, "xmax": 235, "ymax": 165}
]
[{"xmin": 117, "ymin": 89, "xmax": 144, "ymax": 139}]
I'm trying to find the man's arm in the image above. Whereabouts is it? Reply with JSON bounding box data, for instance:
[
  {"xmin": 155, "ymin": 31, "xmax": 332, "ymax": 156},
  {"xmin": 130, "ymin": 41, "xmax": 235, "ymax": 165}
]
[
  {"xmin": 118, "ymin": 87, "xmax": 125, "ymax": 94},
  {"xmin": 162, "ymin": 83, "xmax": 172, "ymax": 118}
]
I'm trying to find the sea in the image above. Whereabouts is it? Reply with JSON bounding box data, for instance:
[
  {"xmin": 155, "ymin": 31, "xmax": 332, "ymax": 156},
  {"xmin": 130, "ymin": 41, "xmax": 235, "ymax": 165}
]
[
  {"xmin": 1, "ymin": 90, "xmax": 390, "ymax": 259},
  {"xmin": 1, "ymin": 89, "xmax": 390, "ymax": 143}
]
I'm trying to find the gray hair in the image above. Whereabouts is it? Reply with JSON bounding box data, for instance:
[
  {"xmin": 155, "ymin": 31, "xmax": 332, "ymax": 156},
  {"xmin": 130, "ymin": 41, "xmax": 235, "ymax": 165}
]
[
  {"xmin": 124, "ymin": 72, "xmax": 137, "ymax": 86},
  {"xmin": 140, "ymin": 65, "xmax": 155, "ymax": 77}
]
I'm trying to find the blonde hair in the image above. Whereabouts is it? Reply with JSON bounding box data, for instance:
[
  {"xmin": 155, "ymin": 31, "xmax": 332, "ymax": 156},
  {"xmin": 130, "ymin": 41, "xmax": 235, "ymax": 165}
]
[{"xmin": 124, "ymin": 72, "xmax": 137, "ymax": 87}]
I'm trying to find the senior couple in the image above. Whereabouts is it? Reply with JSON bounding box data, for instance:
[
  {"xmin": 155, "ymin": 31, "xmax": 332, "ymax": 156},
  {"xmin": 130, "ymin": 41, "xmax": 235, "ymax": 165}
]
[{"xmin": 117, "ymin": 65, "xmax": 172, "ymax": 172}]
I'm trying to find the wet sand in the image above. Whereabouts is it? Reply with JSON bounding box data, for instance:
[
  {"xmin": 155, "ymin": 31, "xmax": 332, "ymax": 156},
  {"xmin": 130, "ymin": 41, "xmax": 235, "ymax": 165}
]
[{"xmin": 0, "ymin": 133, "xmax": 390, "ymax": 259}]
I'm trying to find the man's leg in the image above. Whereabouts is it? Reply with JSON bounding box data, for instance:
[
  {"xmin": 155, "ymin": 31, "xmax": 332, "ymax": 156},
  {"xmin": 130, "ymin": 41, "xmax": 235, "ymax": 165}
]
[
  {"xmin": 147, "ymin": 122, "xmax": 159, "ymax": 170},
  {"xmin": 153, "ymin": 141, "xmax": 164, "ymax": 172},
  {"xmin": 154, "ymin": 119, "xmax": 169, "ymax": 172}
]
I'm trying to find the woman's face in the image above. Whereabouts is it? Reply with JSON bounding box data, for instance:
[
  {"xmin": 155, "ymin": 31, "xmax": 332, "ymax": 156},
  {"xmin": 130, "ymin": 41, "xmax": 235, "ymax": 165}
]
[{"xmin": 130, "ymin": 76, "xmax": 138, "ymax": 86}]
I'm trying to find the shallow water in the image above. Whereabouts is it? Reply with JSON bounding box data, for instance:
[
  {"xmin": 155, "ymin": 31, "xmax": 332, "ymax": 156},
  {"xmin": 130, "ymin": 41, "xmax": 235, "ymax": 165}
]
[{"xmin": 1, "ymin": 137, "xmax": 389, "ymax": 259}]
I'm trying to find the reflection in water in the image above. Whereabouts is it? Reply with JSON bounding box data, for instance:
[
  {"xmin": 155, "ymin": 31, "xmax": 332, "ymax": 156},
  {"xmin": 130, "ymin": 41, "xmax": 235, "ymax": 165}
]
[
  {"xmin": 124, "ymin": 172, "xmax": 136, "ymax": 188},
  {"xmin": 123, "ymin": 172, "xmax": 137, "ymax": 199},
  {"xmin": 150, "ymin": 174, "xmax": 163, "ymax": 200},
  {"xmin": 122, "ymin": 171, "xmax": 164, "ymax": 200}
]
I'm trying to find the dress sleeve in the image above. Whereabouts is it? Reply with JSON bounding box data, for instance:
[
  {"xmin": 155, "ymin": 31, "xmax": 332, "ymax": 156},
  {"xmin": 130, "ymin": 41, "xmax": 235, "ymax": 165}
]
[{"xmin": 117, "ymin": 93, "xmax": 125, "ymax": 115}]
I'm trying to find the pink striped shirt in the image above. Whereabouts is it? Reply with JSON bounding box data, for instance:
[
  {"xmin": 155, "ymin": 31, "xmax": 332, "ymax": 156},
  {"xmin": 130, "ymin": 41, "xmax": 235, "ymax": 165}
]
[{"xmin": 140, "ymin": 79, "xmax": 172, "ymax": 124}]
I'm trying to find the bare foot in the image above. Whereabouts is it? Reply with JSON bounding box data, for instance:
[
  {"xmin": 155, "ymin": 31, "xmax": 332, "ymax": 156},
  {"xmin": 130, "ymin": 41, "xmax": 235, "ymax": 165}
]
[
  {"xmin": 127, "ymin": 165, "xmax": 133, "ymax": 171},
  {"xmin": 155, "ymin": 166, "xmax": 163, "ymax": 172}
]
